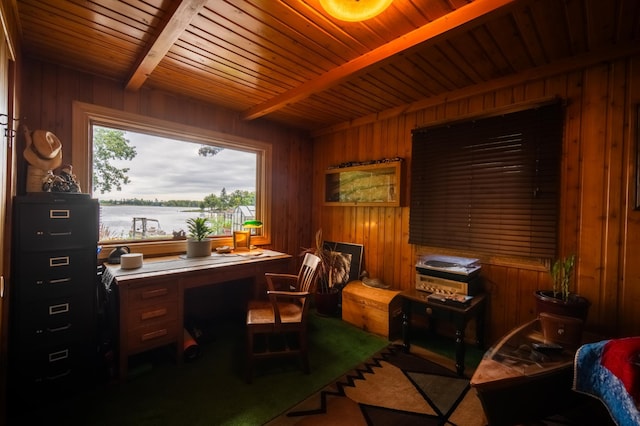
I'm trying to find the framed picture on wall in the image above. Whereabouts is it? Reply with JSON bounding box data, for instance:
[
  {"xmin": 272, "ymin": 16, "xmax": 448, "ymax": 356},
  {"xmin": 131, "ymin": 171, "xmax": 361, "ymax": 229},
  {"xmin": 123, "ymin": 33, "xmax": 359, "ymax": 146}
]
[{"xmin": 322, "ymin": 241, "xmax": 364, "ymax": 288}]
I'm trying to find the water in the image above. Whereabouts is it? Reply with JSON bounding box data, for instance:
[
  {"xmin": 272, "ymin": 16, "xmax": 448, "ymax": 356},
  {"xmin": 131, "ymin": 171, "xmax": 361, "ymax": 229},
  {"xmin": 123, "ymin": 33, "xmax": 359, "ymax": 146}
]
[{"xmin": 99, "ymin": 205, "xmax": 214, "ymax": 239}]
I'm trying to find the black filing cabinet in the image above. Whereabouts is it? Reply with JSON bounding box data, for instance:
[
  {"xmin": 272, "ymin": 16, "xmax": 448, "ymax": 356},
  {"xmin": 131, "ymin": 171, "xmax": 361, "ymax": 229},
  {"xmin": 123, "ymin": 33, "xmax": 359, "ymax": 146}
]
[{"xmin": 9, "ymin": 193, "xmax": 99, "ymax": 406}]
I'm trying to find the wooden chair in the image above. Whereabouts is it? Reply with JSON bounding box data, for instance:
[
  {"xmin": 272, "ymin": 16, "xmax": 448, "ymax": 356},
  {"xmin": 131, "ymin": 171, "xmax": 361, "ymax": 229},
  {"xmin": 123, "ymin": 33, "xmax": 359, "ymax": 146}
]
[{"xmin": 245, "ymin": 252, "xmax": 321, "ymax": 383}]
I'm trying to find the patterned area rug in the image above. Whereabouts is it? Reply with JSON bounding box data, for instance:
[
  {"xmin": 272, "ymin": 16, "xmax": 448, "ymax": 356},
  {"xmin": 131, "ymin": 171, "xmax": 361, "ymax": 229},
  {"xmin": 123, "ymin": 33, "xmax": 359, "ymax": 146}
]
[{"xmin": 265, "ymin": 344, "xmax": 485, "ymax": 426}]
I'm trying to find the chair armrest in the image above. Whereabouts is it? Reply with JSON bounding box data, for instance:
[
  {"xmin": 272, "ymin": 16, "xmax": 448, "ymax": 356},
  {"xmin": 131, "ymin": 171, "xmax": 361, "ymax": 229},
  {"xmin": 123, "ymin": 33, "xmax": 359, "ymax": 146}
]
[
  {"xmin": 267, "ymin": 290, "xmax": 311, "ymax": 298},
  {"xmin": 265, "ymin": 273, "xmax": 298, "ymax": 291}
]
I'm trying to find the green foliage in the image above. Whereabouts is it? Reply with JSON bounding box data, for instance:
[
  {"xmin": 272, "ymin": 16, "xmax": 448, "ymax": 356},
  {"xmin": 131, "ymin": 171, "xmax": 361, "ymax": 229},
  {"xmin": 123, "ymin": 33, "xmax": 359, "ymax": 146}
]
[
  {"xmin": 551, "ymin": 254, "xmax": 576, "ymax": 302},
  {"xmin": 300, "ymin": 229, "xmax": 346, "ymax": 294},
  {"xmin": 203, "ymin": 188, "xmax": 254, "ymax": 211},
  {"xmin": 92, "ymin": 127, "xmax": 137, "ymax": 194},
  {"xmin": 197, "ymin": 145, "xmax": 224, "ymax": 157},
  {"xmin": 186, "ymin": 217, "xmax": 213, "ymax": 241}
]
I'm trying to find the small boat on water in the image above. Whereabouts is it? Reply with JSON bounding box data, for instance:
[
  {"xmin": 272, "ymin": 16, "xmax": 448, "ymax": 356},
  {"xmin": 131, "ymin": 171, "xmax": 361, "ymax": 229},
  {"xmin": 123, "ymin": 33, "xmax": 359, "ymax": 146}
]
[{"xmin": 130, "ymin": 217, "xmax": 167, "ymax": 238}]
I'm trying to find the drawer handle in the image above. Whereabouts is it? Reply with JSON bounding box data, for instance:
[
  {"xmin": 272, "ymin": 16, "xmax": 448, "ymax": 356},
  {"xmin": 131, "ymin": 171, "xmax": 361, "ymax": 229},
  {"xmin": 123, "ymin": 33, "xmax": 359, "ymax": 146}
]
[
  {"xmin": 35, "ymin": 230, "xmax": 72, "ymax": 236},
  {"xmin": 49, "ymin": 349, "xmax": 69, "ymax": 362},
  {"xmin": 141, "ymin": 329, "xmax": 168, "ymax": 341},
  {"xmin": 50, "ymin": 256, "xmax": 70, "ymax": 267},
  {"xmin": 46, "ymin": 369, "xmax": 72, "ymax": 381},
  {"xmin": 36, "ymin": 278, "xmax": 71, "ymax": 285},
  {"xmin": 49, "ymin": 303, "xmax": 69, "ymax": 315},
  {"xmin": 49, "ymin": 209, "xmax": 70, "ymax": 219},
  {"xmin": 49, "ymin": 231, "xmax": 72, "ymax": 236},
  {"xmin": 48, "ymin": 323, "xmax": 72, "ymax": 333},
  {"xmin": 141, "ymin": 308, "xmax": 168, "ymax": 321},
  {"xmin": 141, "ymin": 288, "xmax": 169, "ymax": 299}
]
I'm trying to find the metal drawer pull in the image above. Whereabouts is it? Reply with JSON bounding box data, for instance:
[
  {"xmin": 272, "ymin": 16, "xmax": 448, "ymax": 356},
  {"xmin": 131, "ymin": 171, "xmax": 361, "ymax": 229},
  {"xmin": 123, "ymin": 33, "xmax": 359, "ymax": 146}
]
[
  {"xmin": 141, "ymin": 329, "xmax": 168, "ymax": 341},
  {"xmin": 46, "ymin": 369, "xmax": 72, "ymax": 381},
  {"xmin": 49, "ymin": 231, "xmax": 72, "ymax": 236},
  {"xmin": 48, "ymin": 323, "xmax": 71, "ymax": 333},
  {"xmin": 48, "ymin": 277, "xmax": 71, "ymax": 284},
  {"xmin": 49, "ymin": 209, "xmax": 70, "ymax": 219},
  {"xmin": 49, "ymin": 349, "xmax": 69, "ymax": 362},
  {"xmin": 141, "ymin": 288, "xmax": 169, "ymax": 299},
  {"xmin": 50, "ymin": 256, "xmax": 70, "ymax": 267},
  {"xmin": 49, "ymin": 303, "xmax": 69, "ymax": 315},
  {"xmin": 141, "ymin": 308, "xmax": 168, "ymax": 321}
]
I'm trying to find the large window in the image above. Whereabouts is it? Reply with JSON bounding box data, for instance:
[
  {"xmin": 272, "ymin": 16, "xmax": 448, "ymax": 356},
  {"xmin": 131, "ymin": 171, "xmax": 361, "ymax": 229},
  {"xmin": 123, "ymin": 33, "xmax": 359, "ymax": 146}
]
[
  {"xmin": 409, "ymin": 102, "xmax": 564, "ymax": 260},
  {"xmin": 72, "ymin": 102, "xmax": 272, "ymax": 251}
]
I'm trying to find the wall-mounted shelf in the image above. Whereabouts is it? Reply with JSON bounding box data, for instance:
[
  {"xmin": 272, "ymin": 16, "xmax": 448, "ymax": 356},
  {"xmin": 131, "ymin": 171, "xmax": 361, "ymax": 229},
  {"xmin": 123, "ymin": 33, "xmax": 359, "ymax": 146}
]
[{"xmin": 324, "ymin": 159, "xmax": 402, "ymax": 206}]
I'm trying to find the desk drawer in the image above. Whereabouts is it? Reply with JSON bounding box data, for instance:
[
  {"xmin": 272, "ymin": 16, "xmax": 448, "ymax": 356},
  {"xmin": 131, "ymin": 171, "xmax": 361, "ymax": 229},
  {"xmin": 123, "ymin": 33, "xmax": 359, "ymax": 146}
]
[
  {"xmin": 128, "ymin": 301, "xmax": 179, "ymax": 329},
  {"xmin": 128, "ymin": 280, "xmax": 178, "ymax": 308},
  {"xmin": 127, "ymin": 320, "xmax": 179, "ymax": 354}
]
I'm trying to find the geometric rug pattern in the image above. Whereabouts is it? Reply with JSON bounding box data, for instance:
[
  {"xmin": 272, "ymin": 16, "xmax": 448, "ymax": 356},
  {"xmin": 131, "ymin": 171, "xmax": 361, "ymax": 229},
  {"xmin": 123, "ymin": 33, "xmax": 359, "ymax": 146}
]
[{"xmin": 266, "ymin": 344, "xmax": 485, "ymax": 426}]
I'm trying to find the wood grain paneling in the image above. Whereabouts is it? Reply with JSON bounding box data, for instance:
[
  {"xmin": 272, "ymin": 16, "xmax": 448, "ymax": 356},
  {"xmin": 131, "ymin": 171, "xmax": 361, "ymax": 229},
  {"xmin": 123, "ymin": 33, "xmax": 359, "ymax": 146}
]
[
  {"xmin": 313, "ymin": 54, "xmax": 640, "ymax": 344},
  {"xmin": 14, "ymin": 0, "xmax": 640, "ymax": 130},
  {"xmin": 15, "ymin": 55, "xmax": 640, "ymax": 346},
  {"xmin": 17, "ymin": 58, "xmax": 314, "ymax": 267}
]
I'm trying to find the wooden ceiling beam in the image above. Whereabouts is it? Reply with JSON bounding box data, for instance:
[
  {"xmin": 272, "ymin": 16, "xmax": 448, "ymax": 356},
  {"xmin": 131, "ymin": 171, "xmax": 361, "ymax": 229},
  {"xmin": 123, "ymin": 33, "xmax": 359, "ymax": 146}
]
[
  {"xmin": 241, "ymin": 0, "xmax": 519, "ymax": 121},
  {"xmin": 125, "ymin": 0, "xmax": 208, "ymax": 91}
]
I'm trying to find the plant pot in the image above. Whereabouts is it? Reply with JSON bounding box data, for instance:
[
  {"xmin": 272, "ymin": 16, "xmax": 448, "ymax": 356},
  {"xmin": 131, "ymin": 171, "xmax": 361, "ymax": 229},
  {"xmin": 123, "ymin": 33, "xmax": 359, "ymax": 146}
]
[
  {"xmin": 186, "ymin": 238, "xmax": 212, "ymax": 258},
  {"xmin": 315, "ymin": 290, "xmax": 340, "ymax": 317},
  {"xmin": 534, "ymin": 290, "xmax": 590, "ymax": 322}
]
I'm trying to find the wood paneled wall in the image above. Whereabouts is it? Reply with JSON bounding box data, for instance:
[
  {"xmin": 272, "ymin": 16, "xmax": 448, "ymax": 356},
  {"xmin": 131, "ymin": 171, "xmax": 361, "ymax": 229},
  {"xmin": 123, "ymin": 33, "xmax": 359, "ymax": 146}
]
[
  {"xmin": 17, "ymin": 57, "xmax": 314, "ymax": 267},
  {"xmin": 16, "ymin": 55, "xmax": 640, "ymax": 346},
  {"xmin": 312, "ymin": 55, "xmax": 640, "ymax": 344}
]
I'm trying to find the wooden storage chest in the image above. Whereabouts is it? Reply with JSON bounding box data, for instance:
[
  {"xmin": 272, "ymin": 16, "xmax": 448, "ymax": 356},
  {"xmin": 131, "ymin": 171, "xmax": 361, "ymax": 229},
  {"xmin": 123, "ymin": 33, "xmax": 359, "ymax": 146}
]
[{"xmin": 342, "ymin": 281, "xmax": 402, "ymax": 339}]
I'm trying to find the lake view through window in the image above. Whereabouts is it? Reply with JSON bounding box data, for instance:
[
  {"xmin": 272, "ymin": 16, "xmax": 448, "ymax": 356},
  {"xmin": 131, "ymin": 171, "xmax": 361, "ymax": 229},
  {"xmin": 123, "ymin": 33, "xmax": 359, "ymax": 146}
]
[{"xmin": 93, "ymin": 126, "xmax": 258, "ymax": 243}]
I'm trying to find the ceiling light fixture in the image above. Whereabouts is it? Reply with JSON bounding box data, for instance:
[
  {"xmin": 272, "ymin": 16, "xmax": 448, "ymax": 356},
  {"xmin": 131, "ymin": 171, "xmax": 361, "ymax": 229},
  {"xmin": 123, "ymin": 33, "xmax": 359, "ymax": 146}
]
[{"xmin": 319, "ymin": 0, "xmax": 394, "ymax": 22}]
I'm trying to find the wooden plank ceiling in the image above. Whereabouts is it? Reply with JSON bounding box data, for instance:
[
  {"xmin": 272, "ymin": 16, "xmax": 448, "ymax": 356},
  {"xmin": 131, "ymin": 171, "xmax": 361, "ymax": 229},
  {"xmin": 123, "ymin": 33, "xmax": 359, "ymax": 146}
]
[{"xmin": 15, "ymin": 0, "xmax": 640, "ymax": 131}]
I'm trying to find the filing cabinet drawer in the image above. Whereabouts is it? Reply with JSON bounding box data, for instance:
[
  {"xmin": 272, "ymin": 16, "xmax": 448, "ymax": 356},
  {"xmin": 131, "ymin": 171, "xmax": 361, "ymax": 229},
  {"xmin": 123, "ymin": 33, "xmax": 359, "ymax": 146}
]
[
  {"xmin": 12, "ymin": 340, "xmax": 95, "ymax": 386},
  {"xmin": 127, "ymin": 320, "xmax": 180, "ymax": 354},
  {"xmin": 16, "ymin": 197, "xmax": 98, "ymax": 250},
  {"xmin": 16, "ymin": 249, "xmax": 96, "ymax": 300},
  {"xmin": 14, "ymin": 294, "xmax": 94, "ymax": 348}
]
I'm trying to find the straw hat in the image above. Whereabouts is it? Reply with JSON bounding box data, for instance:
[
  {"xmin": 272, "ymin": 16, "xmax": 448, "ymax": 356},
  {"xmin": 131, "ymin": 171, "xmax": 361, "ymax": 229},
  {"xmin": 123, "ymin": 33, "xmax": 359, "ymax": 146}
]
[{"xmin": 23, "ymin": 128, "xmax": 63, "ymax": 171}]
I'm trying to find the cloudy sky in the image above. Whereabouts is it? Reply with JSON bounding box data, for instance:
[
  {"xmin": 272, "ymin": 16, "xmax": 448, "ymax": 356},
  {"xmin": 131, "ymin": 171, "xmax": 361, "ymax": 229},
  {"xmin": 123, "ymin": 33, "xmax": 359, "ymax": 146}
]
[{"xmin": 96, "ymin": 130, "xmax": 256, "ymax": 202}]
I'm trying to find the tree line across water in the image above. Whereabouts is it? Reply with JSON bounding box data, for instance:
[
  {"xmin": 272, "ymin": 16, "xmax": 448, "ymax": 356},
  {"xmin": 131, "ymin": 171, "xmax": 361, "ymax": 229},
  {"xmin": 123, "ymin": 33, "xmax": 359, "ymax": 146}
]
[{"xmin": 99, "ymin": 188, "xmax": 255, "ymax": 211}]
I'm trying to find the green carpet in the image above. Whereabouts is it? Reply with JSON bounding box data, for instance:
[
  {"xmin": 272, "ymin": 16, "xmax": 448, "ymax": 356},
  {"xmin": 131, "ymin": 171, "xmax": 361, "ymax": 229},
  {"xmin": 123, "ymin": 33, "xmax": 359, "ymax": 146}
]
[{"xmin": 8, "ymin": 312, "xmax": 390, "ymax": 426}]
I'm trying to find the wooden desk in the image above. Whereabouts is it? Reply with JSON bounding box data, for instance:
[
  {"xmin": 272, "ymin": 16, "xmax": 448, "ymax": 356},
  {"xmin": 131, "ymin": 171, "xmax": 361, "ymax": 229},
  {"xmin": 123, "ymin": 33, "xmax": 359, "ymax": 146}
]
[
  {"xmin": 104, "ymin": 250, "xmax": 292, "ymax": 380},
  {"xmin": 401, "ymin": 290, "xmax": 486, "ymax": 376}
]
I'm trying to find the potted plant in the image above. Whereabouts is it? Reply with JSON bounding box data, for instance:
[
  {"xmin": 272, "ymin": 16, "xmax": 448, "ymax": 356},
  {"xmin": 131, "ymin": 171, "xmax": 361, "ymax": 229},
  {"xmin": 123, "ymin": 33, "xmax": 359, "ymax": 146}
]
[
  {"xmin": 534, "ymin": 254, "xmax": 590, "ymax": 321},
  {"xmin": 185, "ymin": 217, "xmax": 213, "ymax": 258},
  {"xmin": 301, "ymin": 229, "xmax": 347, "ymax": 316}
]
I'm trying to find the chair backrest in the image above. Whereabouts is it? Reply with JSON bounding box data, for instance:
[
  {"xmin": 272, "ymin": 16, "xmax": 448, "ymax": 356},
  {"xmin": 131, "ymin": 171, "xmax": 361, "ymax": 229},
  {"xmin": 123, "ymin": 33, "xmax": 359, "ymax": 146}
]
[{"xmin": 297, "ymin": 253, "xmax": 321, "ymax": 293}]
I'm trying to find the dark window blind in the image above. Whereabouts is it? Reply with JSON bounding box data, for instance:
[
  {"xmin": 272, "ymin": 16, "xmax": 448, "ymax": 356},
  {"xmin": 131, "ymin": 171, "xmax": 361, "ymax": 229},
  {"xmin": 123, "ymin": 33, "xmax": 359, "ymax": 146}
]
[{"xmin": 409, "ymin": 103, "xmax": 563, "ymax": 259}]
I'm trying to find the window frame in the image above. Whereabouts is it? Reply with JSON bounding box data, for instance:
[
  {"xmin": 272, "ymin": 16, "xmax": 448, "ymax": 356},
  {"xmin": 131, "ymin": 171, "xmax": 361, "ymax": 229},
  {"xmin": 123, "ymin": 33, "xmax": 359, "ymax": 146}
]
[{"xmin": 72, "ymin": 101, "xmax": 272, "ymax": 256}]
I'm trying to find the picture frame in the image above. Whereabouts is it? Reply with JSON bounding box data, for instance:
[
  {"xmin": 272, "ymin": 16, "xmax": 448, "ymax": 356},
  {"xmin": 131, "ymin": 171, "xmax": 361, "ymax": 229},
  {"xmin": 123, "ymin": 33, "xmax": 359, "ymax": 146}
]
[
  {"xmin": 322, "ymin": 241, "xmax": 364, "ymax": 286},
  {"xmin": 233, "ymin": 230, "xmax": 250, "ymax": 251}
]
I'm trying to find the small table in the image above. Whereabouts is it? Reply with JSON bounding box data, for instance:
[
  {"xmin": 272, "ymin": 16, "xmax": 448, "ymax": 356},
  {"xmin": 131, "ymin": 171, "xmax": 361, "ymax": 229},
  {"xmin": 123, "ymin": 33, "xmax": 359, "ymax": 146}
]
[
  {"xmin": 401, "ymin": 290, "xmax": 486, "ymax": 376},
  {"xmin": 470, "ymin": 318, "xmax": 582, "ymax": 425}
]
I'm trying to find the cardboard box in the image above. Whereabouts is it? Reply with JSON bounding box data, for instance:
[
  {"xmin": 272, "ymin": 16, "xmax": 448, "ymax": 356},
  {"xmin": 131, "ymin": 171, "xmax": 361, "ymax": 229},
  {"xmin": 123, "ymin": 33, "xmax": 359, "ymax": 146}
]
[{"xmin": 342, "ymin": 281, "xmax": 402, "ymax": 339}]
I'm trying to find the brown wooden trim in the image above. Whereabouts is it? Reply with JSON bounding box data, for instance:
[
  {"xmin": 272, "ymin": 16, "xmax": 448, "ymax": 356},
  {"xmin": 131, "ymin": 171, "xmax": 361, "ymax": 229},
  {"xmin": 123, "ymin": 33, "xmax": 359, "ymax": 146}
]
[
  {"xmin": 125, "ymin": 0, "xmax": 208, "ymax": 90},
  {"xmin": 241, "ymin": 0, "xmax": 519, "ymax": 121},
  {"xmin": 313, "ymin": 42, "xmax": 640, "ymax": 137}
]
